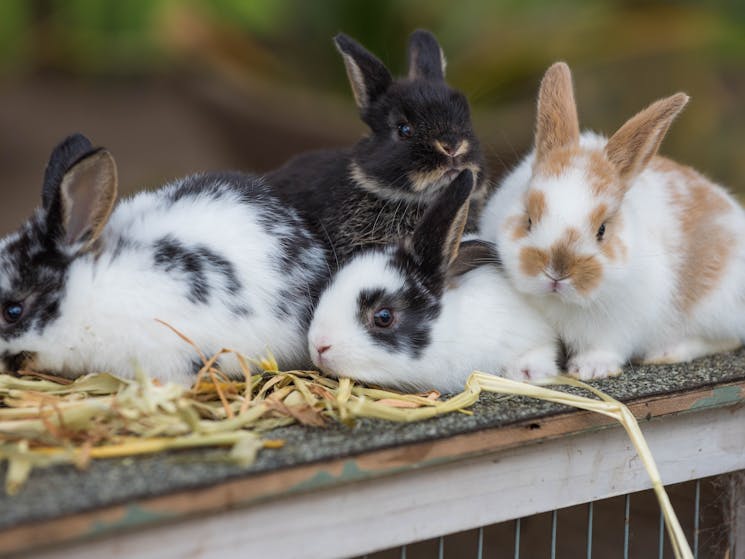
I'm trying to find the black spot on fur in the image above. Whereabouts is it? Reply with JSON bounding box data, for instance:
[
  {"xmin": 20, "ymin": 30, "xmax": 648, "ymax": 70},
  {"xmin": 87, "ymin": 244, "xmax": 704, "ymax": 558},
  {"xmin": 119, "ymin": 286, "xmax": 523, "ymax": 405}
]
[
  {"xmin": 0, "ymin": 214, "xmax": 70, "ymax": 341},
  {"xmin": 153, "ymin": 236, "xmax": 242, "ymax": 305},
  {"xmin": 356, "ymin": 275, "xmax": 440, "ymax": 359},
  {"xmin": 1, "ymin": 350, "xmax": 35, "ymax": 372}
]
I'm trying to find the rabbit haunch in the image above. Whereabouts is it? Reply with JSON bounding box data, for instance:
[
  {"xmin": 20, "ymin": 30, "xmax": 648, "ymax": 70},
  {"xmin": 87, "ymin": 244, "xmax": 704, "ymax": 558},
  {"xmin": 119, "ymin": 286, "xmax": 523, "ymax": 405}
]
[
  {"xmin": 0, "ymin": 134, "xmax": 327, "ymax": 382},
  {"xmin": 266, "ymin": 29, "xmax": 486, "ymax": 265},
  {"xmin": 480, "ymin": 62, "xmax": 745, "ymax": 380},
  {"xmin": 308, "ymin": 170, "xmax": 559, "ymax": 393}
]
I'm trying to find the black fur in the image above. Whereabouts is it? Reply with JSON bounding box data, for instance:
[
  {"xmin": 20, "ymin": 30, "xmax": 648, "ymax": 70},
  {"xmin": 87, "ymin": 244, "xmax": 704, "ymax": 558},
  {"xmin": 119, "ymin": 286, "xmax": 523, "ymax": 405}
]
[
  {"xmin": 356, "ymin": 282, "xmax": 439, "ymax": 359},
  {"xmin": 352, "ymin": 169, "xmax": 482, "ymax": 357},
  {"xmin": 167, "ymin": 172, "xmax": 329, "ymax": 324},
  {"xmin": 266, "ymin": 29, "xmax": 487, "ymax": 268},
  {"xmin": 153, "ymin": 235, "xmax": 243, "ymax": 305},
  {"xmin": 0, "ymin": 213, "xmax": 70, "ymax": 342}
]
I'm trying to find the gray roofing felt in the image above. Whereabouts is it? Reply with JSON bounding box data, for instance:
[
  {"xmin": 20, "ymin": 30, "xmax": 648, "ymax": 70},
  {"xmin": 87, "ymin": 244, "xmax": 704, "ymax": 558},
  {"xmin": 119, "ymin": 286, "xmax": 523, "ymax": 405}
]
[{"xmin": 2, "ymin": 349, "xmax": 745, "ymax": 531}]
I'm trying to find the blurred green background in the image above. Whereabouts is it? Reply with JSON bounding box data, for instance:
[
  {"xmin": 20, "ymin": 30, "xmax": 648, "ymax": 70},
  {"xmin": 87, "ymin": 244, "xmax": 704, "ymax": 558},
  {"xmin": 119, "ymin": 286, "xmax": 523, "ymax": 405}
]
[{"xmin": 0, "ymin": 0, "xmax": 744, "ymax": 234}]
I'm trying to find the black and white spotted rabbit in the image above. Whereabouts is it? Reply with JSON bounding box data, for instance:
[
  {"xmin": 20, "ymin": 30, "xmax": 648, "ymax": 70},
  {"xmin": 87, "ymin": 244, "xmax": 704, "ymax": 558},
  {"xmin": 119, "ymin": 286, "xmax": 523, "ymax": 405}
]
[
  {"xmin": 0, "ymin": 134, "xmax": 328, "ymax": 382},
  {"xmin": 266, "ymin": 29, "xmax": 487, "ymax": 265}
]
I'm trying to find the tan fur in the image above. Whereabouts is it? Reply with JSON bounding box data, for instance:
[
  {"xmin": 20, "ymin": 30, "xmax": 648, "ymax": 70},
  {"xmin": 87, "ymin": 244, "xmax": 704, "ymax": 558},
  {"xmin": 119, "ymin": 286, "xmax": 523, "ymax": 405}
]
[
  {"xmin": 519, "ymin": 227, "xmax": 603, "ymax": 294},
  {"xmin": 408, "ymin": 162, "xmax": 481, "ymax": 194},
  {"xmin": 443, "ymin": 200, "xmax": 471, "ymax": 267},
  {"xmin": 535, "ymin": 62, "xmax": 580, "ymax": 165},
  {"xmin": 505, "ymin": 215, "xmax": 529, "ymax": 240},
  {"xmin": 587, "ymin": 150, "xmax": 621, "ymax": 198},
  {"xmin": 338, "ymin": 52, "xmax": 369, "ymax": 109},
  {"xmin": 519, "ymin": 246, "xmax": 549, "ymax": 277},
  {"xmin": 526, "ymin": 190, "xmax": 547, "ymax": 227},
  {"xmin": 605, "ymin": 93, "xmax": 689, "ymax": 182},
  {"xmin": 589, "ymin": 204, "xmax": 608, "ymax": 233},
  {"xmin": 434, "ymin": 139, "xmax": 470, "ymax": 158},
  {"xmin": 350, "ymin": 162, "xmax": 422, "ymax": 202},
  {"xmin": 664, "ymin": 161, "xmax": 735, "ymax": 314},
  {"xmin": 535, "ymin": 145, "xmax": 580, "ymax": 178},
  {"xmin": 571, "ymin": 255, "xmax": 603, "ymax": 294},
  {"xmin": 550, "ymin": 228, "xmax": 582, "ymax": 277}
]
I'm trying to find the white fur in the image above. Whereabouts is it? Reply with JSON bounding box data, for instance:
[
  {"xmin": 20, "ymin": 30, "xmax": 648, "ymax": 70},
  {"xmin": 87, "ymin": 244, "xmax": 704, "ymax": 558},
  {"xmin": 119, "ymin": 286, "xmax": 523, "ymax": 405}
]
[
  {"xmin": 3, "ymin": 179, "xmax": 326, "ymax": 383},
  {"xmin": 308, "ymin": 251, "xmax": 558, "ymax": 393},
  {"xmin": 481, "ymin": 132, "xmax": 745, "ymax": 379}
]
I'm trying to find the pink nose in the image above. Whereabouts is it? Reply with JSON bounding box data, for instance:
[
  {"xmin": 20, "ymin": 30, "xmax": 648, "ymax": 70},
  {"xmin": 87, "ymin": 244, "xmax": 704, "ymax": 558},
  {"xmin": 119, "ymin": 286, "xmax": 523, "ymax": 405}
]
[{"xmin": 316, "ymin": 344, "xmax": 331, "ymax": 355}]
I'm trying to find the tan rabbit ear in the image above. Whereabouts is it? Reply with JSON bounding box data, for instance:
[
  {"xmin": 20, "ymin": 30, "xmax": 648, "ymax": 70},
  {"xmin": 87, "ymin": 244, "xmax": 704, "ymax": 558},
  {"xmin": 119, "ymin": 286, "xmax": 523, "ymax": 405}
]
[
  {"xmin": 59, "ymin": 149, "xmax": 118, "ymax": 251},
  {"xmin": 605, "ymin": 93, "xmax": 689, "ymax": 181},
  {"xmin": 535, "ymin": 62, "xmax": 580, "ymax": 163}
]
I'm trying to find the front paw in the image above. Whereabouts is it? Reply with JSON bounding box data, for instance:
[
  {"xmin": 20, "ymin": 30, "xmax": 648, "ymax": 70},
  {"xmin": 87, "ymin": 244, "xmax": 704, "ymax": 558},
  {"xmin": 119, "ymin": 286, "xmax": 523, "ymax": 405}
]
[
  {"xmin": 568, "ymin": 350, "xmax": 623, "ymax": 380},
  {"xmin": 505, "ymin": 347, "xmax": 559, "ymax": 381}
]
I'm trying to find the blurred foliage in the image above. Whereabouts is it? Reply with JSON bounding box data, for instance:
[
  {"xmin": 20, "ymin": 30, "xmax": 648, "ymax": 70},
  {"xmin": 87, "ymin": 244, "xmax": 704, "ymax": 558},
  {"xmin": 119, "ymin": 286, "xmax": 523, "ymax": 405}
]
[{"xmin": 0, "ymin": 0, "xmax": 744, "ymax": 185}]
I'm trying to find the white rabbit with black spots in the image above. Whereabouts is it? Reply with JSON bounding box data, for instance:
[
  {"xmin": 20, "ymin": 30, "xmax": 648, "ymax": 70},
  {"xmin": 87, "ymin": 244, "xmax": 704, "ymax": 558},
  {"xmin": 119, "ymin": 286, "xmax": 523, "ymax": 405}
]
[
  {"xmin": 308, "ymin": 170, "xmax": 559, "ymax": 393},
  {"xmin": 0, "ymin": 134, "xmax": 328, "ymax": 383}
]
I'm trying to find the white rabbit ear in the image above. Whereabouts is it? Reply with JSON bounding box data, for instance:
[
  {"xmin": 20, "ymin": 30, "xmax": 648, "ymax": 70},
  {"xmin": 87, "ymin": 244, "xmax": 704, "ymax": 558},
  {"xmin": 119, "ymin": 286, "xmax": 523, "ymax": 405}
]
[
  {"xmin": 59, "ymin": 149, "xmax": 118, "ymax": 251},
  {"xmin": 407, "ymin": 29, "xmax": 446, "ymax": 81},
  {"xmin": 535, "ymin": 62, "xmax": 580, "ymax": 164},
  {"xmin": 605, "ymin": 93, "xmax": 689, "ymax": 182},
  {"xmin": 411, "ymin": 170, "xmax": 474, "ymax": 287},
  {"xmin": 334, "ymin": 33, "xmax": 392, "ymax": 111}
]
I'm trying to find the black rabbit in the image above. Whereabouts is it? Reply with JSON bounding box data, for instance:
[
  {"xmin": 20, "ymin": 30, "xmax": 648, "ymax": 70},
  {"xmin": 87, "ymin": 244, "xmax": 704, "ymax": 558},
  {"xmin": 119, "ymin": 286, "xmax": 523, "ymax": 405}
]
[{"xmin": 266, "ymin": 29, "xmax": 487, "ymax": 266}]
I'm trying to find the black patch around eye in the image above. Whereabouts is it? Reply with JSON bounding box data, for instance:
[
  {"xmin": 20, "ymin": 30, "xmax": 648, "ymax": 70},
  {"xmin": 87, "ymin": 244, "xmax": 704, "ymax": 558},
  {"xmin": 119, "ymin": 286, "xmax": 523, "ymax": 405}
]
[{"xmin": 356, "ymin": 280, "xmax": 439, "ymax": 359}]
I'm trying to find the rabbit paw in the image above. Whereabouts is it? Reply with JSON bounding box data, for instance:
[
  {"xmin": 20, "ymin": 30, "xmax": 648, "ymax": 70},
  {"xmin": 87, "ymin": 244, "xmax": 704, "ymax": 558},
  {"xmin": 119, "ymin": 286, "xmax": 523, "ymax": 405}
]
[
  {"xmin": 506, "ymin": 347, "xmax": 559, "ymax": 381},
  {"xmin": 568, "ymin": 350, "xmax": 623, "ymax": 380},
  {"xmin": 643, "ymin": 338, "xmax": 741, "ymax": 365}
]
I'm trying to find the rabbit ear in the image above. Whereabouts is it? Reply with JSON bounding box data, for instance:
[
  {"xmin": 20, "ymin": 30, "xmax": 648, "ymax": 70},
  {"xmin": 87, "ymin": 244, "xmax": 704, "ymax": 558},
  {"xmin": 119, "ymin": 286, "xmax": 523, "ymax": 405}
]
[
  {"xmin": 605, "ymin": 93, "xmax": 689, "ymax": 182},
  {"xmin": 46, "ymin": 148, "xmax": 118, "ymax": 252},
  {"xmin": 334, "ymin": 33, "xmax": 392, "ymax": 112},
  {"xmin": 446, "ymin": 239, "xmax": 501, "ymax": 281},
  {"xmin": 407, "ymin": 29, "xmax": 446, "ymax": 81},
  {"xmin": 42, "ymin": 133, "xmax": 94, "ymax": 211},
  {"xmin": 535, "ymin": 62, "xmax": 580, "ymax": 164},
  {"xmin": 410, "ymin": 170, "xmax": 474, "ymax": 289}
]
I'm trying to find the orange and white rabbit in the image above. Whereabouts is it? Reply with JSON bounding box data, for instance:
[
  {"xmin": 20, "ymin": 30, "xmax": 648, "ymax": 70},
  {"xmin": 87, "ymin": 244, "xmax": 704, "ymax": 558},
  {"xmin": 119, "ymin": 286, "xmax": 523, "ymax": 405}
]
[{"xmin": 480, "ymin": 62, "xmax": 745, "ymax": 379}]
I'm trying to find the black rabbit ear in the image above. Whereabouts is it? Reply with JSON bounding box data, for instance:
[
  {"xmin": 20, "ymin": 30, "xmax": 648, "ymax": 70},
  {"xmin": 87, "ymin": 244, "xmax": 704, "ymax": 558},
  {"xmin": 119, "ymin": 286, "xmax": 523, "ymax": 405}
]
[
  {"xmin": 407, "ymin": 29, "xmax": 446, "ymax": 81},
  {"xmin": 334, "ymin": 33, "xmax": 392, "ymax": 111},
  {"xmin": 45, "ymin": 147, "xmax": 118, "ymax": 253},
  {"xmin": 42, "ymin": 133, "xmax": 94, "ymax": 210},
  {"xmin": 410, "ymin": 170, "xmax": 474, "ymax": 289}
]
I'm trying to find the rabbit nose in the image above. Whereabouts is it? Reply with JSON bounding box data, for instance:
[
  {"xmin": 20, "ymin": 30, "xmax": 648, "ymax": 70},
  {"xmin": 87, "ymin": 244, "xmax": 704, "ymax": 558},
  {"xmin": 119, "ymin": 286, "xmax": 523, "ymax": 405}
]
[
  {"xmin": 435, "ymin": 139, "xmax": 465, "ymax": 157},
  {"xmin": 316, "ymin": 344, "xmax": 332, "ymax": 355}
]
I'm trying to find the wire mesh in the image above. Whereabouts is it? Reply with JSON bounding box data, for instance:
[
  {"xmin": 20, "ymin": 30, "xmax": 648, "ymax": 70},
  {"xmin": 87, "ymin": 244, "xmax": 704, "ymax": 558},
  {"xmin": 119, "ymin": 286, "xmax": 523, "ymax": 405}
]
[{"xmin": 355, "ymin": 474, "xmax": 731, "ymax": 559}]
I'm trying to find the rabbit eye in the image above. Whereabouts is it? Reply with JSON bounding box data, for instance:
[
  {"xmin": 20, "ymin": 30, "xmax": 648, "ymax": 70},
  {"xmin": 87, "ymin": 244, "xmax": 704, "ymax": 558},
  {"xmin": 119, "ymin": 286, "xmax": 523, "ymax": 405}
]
[
  {"xmin": 397, "ymin": 123, "xmax": 414, "ymax": 139},
  {"xmin": 373, "ymin": 308, "xmax": 395, "ymax": 328},
  {"xmin": 596, "ymin": 223, "xmax": 606, "ymax": 242},
  {"xmin": 2, "ymin": 302, "xmax": 24, "ymax": 324},
  {"xmin": 527, "ymin": 216, "xmax": 533, "ymax": 231}
]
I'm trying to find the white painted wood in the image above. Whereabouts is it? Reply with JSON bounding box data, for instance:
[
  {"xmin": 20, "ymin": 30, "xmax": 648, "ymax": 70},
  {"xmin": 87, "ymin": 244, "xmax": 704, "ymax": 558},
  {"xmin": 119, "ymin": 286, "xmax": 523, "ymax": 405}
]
[{"xmin": 28, "ymin": 405, "xmax": 745, "ymax": 559}]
